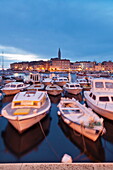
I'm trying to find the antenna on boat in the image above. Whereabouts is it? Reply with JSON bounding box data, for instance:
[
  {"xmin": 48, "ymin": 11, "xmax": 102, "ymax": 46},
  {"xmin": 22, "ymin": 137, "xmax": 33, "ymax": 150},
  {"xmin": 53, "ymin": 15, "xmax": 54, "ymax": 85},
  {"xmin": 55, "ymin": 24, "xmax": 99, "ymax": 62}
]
[{"xmin": 2, "ymin": 51, "xmax": 4, "ymax": 72}]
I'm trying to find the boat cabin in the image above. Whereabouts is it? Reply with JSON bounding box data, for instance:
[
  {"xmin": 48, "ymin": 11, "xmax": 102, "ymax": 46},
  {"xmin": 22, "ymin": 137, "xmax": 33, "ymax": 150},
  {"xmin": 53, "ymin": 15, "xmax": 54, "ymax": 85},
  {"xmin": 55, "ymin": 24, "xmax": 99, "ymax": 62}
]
[
  {"xmin": 11, "ymin": 91, "xmax": 47, "ymax": 109},
  {"xmin": 77, "ymin": 79, "xmax": 88, "ymax": 84},
  {"xmin": 29, "ymin": 73, "xmax": 40, "ymax": 83},
  {"xmin": 65, "ymin": 83, "xmax": 81, "ymax": 88},
  {"xmin": 91, "ymin": 78, "xmax": 113, "ymax": 92},
  {"xmin": 4, "ymin": 82, "xmax": 26, "ymax": 89},
  {"xmin": 89, "ymin": 91, "xmax": 113, "ymax": 104},
  {"xmin": 55, "ymin": 77, "xmax": 68, "ymax": 82}
]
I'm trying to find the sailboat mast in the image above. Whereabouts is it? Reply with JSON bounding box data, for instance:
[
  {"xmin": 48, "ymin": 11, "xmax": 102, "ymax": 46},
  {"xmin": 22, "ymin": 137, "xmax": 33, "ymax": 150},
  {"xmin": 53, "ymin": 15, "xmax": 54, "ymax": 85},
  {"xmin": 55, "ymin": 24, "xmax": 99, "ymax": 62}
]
[{"xmin": 2, "ymin": 51, "xmax": 4, "ymax": 71}]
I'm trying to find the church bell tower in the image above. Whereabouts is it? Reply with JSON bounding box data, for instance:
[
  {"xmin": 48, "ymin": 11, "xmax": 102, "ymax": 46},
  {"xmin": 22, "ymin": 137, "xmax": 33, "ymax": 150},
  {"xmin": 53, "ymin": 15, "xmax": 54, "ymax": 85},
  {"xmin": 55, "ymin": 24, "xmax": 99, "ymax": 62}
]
[{"xmin": 58, "ymin": 48, "xmax": 61, "ymax": 60}]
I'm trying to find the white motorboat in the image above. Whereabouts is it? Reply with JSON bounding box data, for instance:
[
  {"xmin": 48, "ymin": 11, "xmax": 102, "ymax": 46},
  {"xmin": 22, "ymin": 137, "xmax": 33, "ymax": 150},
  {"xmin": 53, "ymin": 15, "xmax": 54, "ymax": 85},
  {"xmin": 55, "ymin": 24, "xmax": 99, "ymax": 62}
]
[
  {"xmin": 42, "ymin": 78, "xmax": 53, "ymax": 86},
  {"xmin": 24, "ymin": 73, "xmax": 41, "ymax": 84},
  {"xmin": 57, "ymin": 97, "xmax": 105, "ymax": 141},
  {"xmin": 76, "ymin": 78, "xmax": 91, "ymax": 91},
  {"xmin": 84, "ymin": 78, "xmax": 113, "ymax": 120},
  {"xmin": 76, "ymin": 78, "xmax": 89, "ymax": 86},
  {"xmin": 1, "ymin": 90, "xmax": 51, "ymax": 133},
  {"xmin": 27, "ymin": 83, "xmax": 45, "ymax": 91},
  {"xmin": 55, "ymin": 77, "xmax": 69, "ymax": 87},
  {"xmin": 58, "ymin": 118, "xmax": 105, "ymax": 162},
  {"xmin": 45, "ymin": 84, "xmax": 63, "ymax": 96},
  {"xmin": 63, "ymin": 82, "xmax": 82, "ymax": 95},
  {"xmin": 1, "ymin": 82, "xmax": 30, "ymax": 96}
]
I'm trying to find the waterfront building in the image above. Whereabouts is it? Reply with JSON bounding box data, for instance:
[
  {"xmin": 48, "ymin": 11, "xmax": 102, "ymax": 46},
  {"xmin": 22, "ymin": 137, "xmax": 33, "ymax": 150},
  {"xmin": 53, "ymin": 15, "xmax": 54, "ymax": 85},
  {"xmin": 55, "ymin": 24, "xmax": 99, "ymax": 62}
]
[
  {"xmin": 101, "ymin": 61, "xmax": 113, "ymax": 72},
  {"xmin": 50, "ymin": 58, "xmax": 70, "ymax": 71},
  {"xmin": 94, "ymin": 63, "xmax": 103, "ymax": 71},
  {"xmin": 28, "ymin": 60, "xmax": 50, "ymax": 72},
  {"xmin": 10, "ymin": 61, "xmax": 50, "ymax": 72},
  {"xmin": 70, "ymin": 61, "xmax": 95, "ymax": 72},
  {"xmin": 70, "ymin": 62, "xmax": 82, "ymax": 71},
  {"xmin": 10, "ymin": 62, "xmax": 29, "ymax": 71}
]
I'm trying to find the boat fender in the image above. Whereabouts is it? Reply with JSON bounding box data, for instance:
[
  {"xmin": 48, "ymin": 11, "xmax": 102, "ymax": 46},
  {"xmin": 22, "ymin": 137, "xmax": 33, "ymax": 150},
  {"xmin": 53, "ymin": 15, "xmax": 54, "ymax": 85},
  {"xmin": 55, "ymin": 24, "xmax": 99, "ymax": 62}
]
[
  {"xmin": 101, "ymin": 128, "xmax": 106, "ymax": 135},
  {"xmin": 83, "ymin": 98, "xmax": 86, "ymax": 101},
  {"xmin": 57, "ymin": 111, "xmax": 61, "ymax": 116},
  {"xmin": 64, "ymin": 118, "xmax": 70, "ymax": 124},
  {"xmin": 61, "ymin": 154, "xmax": 73, "ymax": 163}
]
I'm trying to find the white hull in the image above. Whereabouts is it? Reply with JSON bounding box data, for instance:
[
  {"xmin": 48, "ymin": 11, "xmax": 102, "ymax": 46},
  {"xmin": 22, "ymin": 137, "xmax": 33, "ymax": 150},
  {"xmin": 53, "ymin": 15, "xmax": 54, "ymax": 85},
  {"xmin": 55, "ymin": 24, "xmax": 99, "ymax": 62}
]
[
  {"xmin": 8, "ymin": 113, "xmax": 47, "ymax": 133},
  {"xmin": 2, "ymin": 91, "xmax": 51, "ymax": 133},
  {"xmin": 55, "ymin": 81, "xmax": 67, "ymax": 87},
  {"xmin": 58, "ymin": 98, "xmax": 105, "ymax": 141},
  {"xmin": 64, "ymin": 88, "xmax": 82, "ymax": 95},
  {"xmin": 2, "ymin": 89, "xmax": 21, "ymax": 96},
  {"xmin": 47, "ymin": 90, "xmax": 62, "ymax": 96},
  {"xmin": 84, "ymin": 93, "xmax": 113, "ymax": 120},
  {"xmin": 61, "ymin": 115, "xmax": 102, "ymax": 141}
]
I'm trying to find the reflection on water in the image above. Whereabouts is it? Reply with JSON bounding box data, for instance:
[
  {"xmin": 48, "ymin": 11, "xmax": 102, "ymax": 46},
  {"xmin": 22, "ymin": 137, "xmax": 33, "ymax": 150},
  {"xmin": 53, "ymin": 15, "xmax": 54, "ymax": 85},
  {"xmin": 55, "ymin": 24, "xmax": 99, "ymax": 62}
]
[
  {"xmin": 2, "ymin": 95, "xmax": 14, "ymax": 104},
  {"xmin": 103, "ymin": 119, "xmax": 113, "ymax": 144},
  {"xmin": 58, "ymin": 118, "xmax": 105, "ymax": 162},
  {"xmin": 49, "ymin": 94, "xmax": 61, "ymax": 104},
  {"xmin": 64, "ymin": 92, "xmax": 83, "ymax": 103},
  {"xmin": 2, "ymin": 115, "xmax": 51, "ymax": 158}
]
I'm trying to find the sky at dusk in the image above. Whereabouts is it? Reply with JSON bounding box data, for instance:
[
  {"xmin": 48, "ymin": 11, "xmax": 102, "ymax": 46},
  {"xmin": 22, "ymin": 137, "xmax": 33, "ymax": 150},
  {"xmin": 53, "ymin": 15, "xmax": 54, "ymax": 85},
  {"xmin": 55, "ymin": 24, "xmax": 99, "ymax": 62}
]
[{"xmin": 0, "ymin": 0, "xmax": 113, "ymax": 69}]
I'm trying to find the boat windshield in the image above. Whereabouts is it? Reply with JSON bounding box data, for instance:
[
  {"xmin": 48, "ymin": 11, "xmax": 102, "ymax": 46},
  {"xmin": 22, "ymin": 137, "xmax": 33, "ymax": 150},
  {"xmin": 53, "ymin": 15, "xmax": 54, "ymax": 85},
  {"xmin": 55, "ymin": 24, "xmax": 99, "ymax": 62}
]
[
  {"xmin": 95, "ymin": 82, "xmax": 104, "ymax": 88},
  {"xmin": 105, "ymin": 82, "xmax": 113, "ymax": 89},
  {"xmin": 50, "ymin": 86, "xmax": 56, "ymax": 89},
  {"xmin": 63, "ymin": 109, "xmax": 81, "ymax": 114},
  {"xmin": 5, "ymin": 84, "xmax": 10, "ymax": 87},
  {"xmin": 75, "ymin": 85, "xmax": 80, "ymax": 87},
  {"xmin": 35, "ymin": 85, "xmax": 41, "ymax": 87},
  {"xmin": 17, "ymin": 84, "xmax": 23, "ymax": 87},
  {"xmin": 70, "ymin": 85, "xmax": 75, "ymax": 87},
  {"xmin": 11, "ymin": 85, "xmax": 16, "ymax": 88}
]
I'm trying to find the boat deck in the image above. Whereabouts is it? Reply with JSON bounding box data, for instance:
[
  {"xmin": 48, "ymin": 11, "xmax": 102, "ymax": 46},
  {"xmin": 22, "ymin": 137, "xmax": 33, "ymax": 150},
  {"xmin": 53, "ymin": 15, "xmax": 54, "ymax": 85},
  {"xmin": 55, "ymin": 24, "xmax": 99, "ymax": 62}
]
[{"xmin": 3, "ymin": 97, "xmax": 50, "ymax": 119}]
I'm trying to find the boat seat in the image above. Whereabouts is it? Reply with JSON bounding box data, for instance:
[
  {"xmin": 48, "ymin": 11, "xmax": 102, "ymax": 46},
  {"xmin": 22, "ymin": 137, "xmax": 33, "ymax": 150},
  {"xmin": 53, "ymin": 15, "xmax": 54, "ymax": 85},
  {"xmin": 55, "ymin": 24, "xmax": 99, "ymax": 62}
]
[{"xmin": 13, "ymin": 109, "xmax": 30, "ymax": 115}]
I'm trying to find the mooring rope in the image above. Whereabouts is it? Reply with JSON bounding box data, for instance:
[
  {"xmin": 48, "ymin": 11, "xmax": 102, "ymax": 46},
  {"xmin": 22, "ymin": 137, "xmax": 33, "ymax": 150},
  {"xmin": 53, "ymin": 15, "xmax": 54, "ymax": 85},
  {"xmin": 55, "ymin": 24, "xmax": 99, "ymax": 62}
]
[
  {"xmin": 73, "ymin": 129, "xmax": 81, "ymax": 136},
  {"xmin": 81, "ymin": 124, "xmax": 87, "ymax": 153},
  {"xmin": 39, "ymin": 121, "xmax": 60, "ymax": 160},
  {"xmin": 73, "ymin": 124, "xmax": 87, "ymax": 161}
]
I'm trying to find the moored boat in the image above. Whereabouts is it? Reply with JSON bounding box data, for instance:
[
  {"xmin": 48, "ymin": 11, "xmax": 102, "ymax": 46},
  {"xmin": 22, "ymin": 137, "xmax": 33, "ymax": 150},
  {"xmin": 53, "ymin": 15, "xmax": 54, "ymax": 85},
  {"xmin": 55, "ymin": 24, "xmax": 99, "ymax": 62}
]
[
  {"xmin": 84, "ymin": 78, "xmax": 113, "ymax": 120},
  {"xmin": 27, "ymin": 83, "xmax": 45, "ymax": 91},
  {"xmin": 1, "ymin": 90, "xmax": 51, "ymax": 133},
  {"xmin": 42, "ymin": 78, "xmax": 53, "ymax": 86},
  {"xmin": 57, "ymin": 97, "xmax": 105, "ymax": 141},
  {"xmin": 55, "ymin": 77, "xmax": 69, "ymax": 87},
  {"xmin": 58, "ymin": 118, "xmax": 105, "ymax": 162},
  {"xmin": 76, "ymin": 78, "xmax": 90, "ymax": 87},
  {"xmin": 1, "ymin": 82, "xmax": 30, "ymax": 96},
  {"xmin": 45, "ymin": 84, "xmax": 63, "ymax": 96},
  {"xmin": 63, "ymin": 82, "xmax": 82, "ymax": 95}
]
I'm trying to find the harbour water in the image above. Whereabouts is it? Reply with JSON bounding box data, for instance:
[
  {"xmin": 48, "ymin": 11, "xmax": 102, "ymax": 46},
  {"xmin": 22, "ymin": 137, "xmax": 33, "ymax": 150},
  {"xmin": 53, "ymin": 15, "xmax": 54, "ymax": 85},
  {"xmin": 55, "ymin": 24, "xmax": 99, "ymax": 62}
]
[{"xmin": 0, "ymin": 73, "xmax": 113, "ymax": 163}]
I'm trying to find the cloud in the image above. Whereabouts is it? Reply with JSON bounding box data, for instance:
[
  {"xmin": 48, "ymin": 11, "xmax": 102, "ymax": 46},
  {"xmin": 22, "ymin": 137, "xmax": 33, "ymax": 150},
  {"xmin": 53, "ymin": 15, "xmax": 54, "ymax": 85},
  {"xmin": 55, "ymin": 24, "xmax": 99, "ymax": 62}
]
[{"xmin": 0, "ymin": 45, "xmax": 47, "ymax": 62}]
